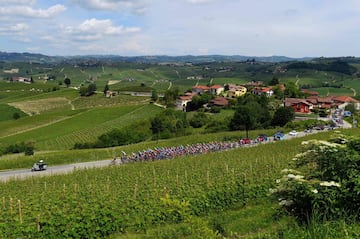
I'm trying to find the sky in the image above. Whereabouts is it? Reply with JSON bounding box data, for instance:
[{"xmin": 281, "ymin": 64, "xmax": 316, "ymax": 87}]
[{"xmin": 1, "ymin": 0, "xmax": 360, "ymax": 57}]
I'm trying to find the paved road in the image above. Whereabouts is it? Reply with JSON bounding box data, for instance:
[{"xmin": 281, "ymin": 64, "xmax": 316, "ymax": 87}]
[{"xmin": 0, "ymin": 159, "xmax": 114, "ymax": 182}]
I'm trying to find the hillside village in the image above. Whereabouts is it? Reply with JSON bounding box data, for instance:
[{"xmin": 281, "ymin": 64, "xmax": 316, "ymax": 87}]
[{"xmin": 175, "ymin": 81, "xmax": 360, "ymax": 114}]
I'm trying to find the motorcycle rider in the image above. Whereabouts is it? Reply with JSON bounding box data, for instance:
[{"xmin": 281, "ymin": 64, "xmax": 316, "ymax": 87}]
[{"xmin": 38, "ymin": 160, "xmax": 46, "ymax": 169}]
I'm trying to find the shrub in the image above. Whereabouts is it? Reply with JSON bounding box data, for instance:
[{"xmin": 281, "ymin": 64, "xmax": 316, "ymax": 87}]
[
  {"xmin": 189, "ymin": 112, "xmax": 208, "ymax": 128},
  {"xmin": 272, "ymin": 134, "xmax": 360, "ymax": 222}
]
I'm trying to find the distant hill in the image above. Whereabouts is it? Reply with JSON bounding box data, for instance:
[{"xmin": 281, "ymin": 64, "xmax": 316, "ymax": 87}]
[
  {"xmin": 0, "ymin": 51, "xmax": 313, "ymax": 64},
  {"xmin": 0, "ymin": 51, "xmax": 58, "ymax": 63}
]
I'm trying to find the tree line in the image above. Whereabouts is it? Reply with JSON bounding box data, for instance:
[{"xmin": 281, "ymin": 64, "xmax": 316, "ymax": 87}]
[{"xmin": 73, "ymin": 93, "xmax": 295, "ymax": 149}]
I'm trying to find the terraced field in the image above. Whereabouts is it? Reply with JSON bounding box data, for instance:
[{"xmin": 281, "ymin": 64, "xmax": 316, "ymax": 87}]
[{"xmin": 0, "ymin": 104, "xmax": 162, "ymax": 150}]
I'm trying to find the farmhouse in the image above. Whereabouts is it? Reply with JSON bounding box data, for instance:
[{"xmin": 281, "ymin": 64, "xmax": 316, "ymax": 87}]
[
  {"xmin": 176, "ymin": 92, "xmax": 197, "ymax": 111},
  {"xmin": 192, "ymin": 85, "xmax": 210, "ymax": 94},
  {"xmin": 227, "ymin": 84, "xmax": 247, "ymax": 98},
  {"xmin": 251, "ymin": 87, "xmax": 273, "ymax": 97},
  {"xmin": 306, "ymin": 96, "xmax": 333, "ymax": 109},
  {"xmin": 332, "ymin": 96, "xmax": 360, "ymax": 110},
  {"xmin": 105, "ymin": 90, "xmax": 118, "ymax": 98},
  {"xmin": 209, "ymin": 85, "xmax": 224, "ymax": 95},
  {"xmin": 209, "ymin": 97, "xmax": 229, "ymax": 107},
  {"xmin": 284, "ymin": 98, "xmax": 313, "ymax": 114},
  {"xmin": 10, "ymin": 77, "xmax": 32, "ymax": 84}
]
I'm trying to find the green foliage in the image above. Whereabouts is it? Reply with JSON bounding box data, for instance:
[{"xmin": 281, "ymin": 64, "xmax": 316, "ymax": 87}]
[
  {"xmin": 151, "ymin": 90, "xmax": 158, "ymax": 102},
  {"xmin": 189, "ymin": 112, "xmax": 208, "ymax": 128},
  {"xmin": 0, "ymin": 104, "xmax": 26, "ymax": 122},
  {"xmin": 64, "ymin": 77, "xmax": 71, "ymax": 87},
  {"xmin": 284, "ymin": 81, "xmax": 301, "ymax": 98},
  {"xmin": 74, "ymin": 121, "xmax": 151, "ymax": 149},
  {"xmin": 2, "ymin": 141, "xmax": 35, "ymax": 156},
  {"xmin": 163, "ymin": 88, "xmax": 179, "ymax": 107},
  {"xmin": 345, "ymin": 103, "xmax": 356, "ymax": 114},
  {"xmin": 269, "ymin": 75, "xmax": 279, "ymax": 86},
  {"xmin": 150, "ymin": 109, "xmax": 188, "ymax": 139},
  {"xmin": 12, "ymin": 112, "xmax": 20, "ymax": 120},
  {"xmin": 204, "ymin": 117, "xmax": 230, "ymax": 133},
  {"xmin": 103, "ymin": 84, "xmax": 110, "ymax": 95},
  {"xmin": 273, "ymin": 134, "xmax": 360, "ymax": 222},
  {"xmin": 229, "ymin": 105, "xmax": 257, "ymax": 137},
  {"xmin": 272, "ymin": 106, "xmax": 295, "ymax": 127},
  {"xmin": 186, "ymin": 92, "xmax": 214, "ymax": 111},
  {"xmin": 229, "ymin": 94, "xmax": 272, "ymax": 135},
  {"xmin": 80, "ymin": 83, "xmax": 97, "ymax": 96}
]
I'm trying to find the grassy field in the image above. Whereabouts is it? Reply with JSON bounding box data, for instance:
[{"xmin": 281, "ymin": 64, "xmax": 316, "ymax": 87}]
[{"xmin": 0, "ymin": 104, "xmax": 27, "ymax": 121}]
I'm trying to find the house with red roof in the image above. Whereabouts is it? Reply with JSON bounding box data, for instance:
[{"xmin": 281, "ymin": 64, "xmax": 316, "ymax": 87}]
[
  {"xmin": 251, "ymin": 87, "xmax": 273, "ymax": 97},
  {"xmin": 284, "ymin": 98, "xmax": 313, "ymax": 114},
  {"xmin": 209, "ymin": 97, "xmax": 229, "ymax": 107},
  {"xmin": 332, "ymin": 96, "xmax": 360, "ymax": 109},
  {"xmin": 191, "ymin": 85, "xmax": 210, "ymax": 94},
  {"xmin": 176, "ymin": 92, "xmax": 197, "ymax": 111},
  {"xmin": 209, "ymin": 85, "xmax": 224, "ymax": 95},
  {"xmin": 306, "ymin": 96, "xmax": 333, "ymax": 109}
]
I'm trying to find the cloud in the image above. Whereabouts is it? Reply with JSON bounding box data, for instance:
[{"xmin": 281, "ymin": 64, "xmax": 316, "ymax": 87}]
[
  {"xmin": 62, "ymin": 18, "xmax": 141, "ymax": 41},
  {"xmin": 70, "ymin": 0, "xmax": 148, "ymax": 14},
  {"xmin": 186, "ymin": 0, "xmax": 213, "ymax": 4},
  {"xmin": 0, "ymin": 4, "xmax": 66, "ymax": 18},
  {"xmin": 0, "ymin": 23, "xmax": 30, "ymax": 35},
  {"xmin": 2, "ymin": 0, "xmax": 36, "ymax": 5}
]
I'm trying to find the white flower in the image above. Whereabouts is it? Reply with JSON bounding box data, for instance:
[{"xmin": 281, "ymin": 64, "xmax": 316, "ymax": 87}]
[
  {"xmin": 279, "ymin": 199, "xmax": 293, "ymax": 206},
  {"xmin": 269, "ymin": 188, "xmax": 277, "ymax": 194},
  {"xmin": 276, "ymin": 179, "xmax": 281, "ymax": 184},
  {"xmin": 320, "ymin": 181, "xmax": 341, "ymax": 187},
  {"xmin": 311, "ymin": 189, "xmax": 318, "ymax": 194},
  {"xmin": 286, "ymin": 174, "xmax": 304, "ymax": 180}
]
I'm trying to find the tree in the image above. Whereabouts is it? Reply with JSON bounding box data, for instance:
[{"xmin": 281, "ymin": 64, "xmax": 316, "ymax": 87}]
[
  {"xmin": 13, "ymin": 112, "xmax": 20, "ymax": 120},
  {"xmin": 229, "ymin": 105, "xmax": 257, "ymax": 138},
  {"xmin": 103, "ymin": 84, "xmax": 109, "ymax": 95},
  {"xmin": 163, "ymin": 88, "xmax": 179, "ymax": 107},
  {"xmin": 87, "ymin": 83, "xmax": 97, "ymax": 95},
  {"xmin": 24, "ymin": 142, "xmax": 35, "ymax": 156},
  {"xmin": 189, "ymin": 112, "xmax": 208, "ymax": 128},
  {"xmin": 345, "ymin": 103, "xmax": 356, "ymax": 114},
  {"xmin": 80, "ymin": 83, "xmax": 97, "ymax": 96},
  {"xmin": 271, "ymin": 106, "xmax": 295, "ymax": 127},
  {"xmin": 284, "ymin": 82, "xmax": 300, "ymax": 98},
  {"xmin": 151, "ymin": 90, "xmax": 158, "ymax": 102},
  {"xmin": 79, "ymin": 86, "xmax": 88, "ymax": 96},
  {"xmin": 186, "ymin": 92, "xmax": 214, "ymax": 111},
  {"xmin": 269, "ymin": 75, "xmax": 279, "ymax": 86},
  {"xmin": 64, "ymin": 78, "xmax": 71, "ymax": 87},
  {"xmin": 150, "ymin": 109, "xmax": 188, "ymax": 139}
]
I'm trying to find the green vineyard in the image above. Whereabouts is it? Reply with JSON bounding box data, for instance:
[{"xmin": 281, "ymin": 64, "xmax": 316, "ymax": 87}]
[{"xmin": 0, "ymin": 136, "xmax": 308, "ymax": 238}]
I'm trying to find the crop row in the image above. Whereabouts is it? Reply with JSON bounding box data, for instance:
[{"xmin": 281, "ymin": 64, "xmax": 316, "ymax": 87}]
[
  {"xmin": 0, "ymin": 137, "xmax": 305, "ymax": 238},
  {"xmin": 0, "ymin": 104, "xmax": 161, "ymax": 151}
]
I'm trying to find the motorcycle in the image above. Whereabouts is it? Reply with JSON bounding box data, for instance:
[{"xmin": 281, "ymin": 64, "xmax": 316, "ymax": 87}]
[{"xmin": 31, "ymin": 163, "xmax": 47, "ymax": 171}]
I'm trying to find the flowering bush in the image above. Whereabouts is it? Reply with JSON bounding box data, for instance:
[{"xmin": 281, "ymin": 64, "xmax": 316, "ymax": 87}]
[{"xmin": 272, "ymin": 134, "xmax": 360, "ymax": 222}]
